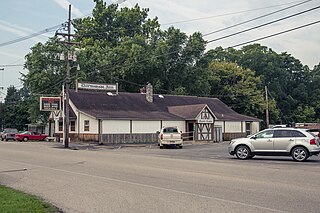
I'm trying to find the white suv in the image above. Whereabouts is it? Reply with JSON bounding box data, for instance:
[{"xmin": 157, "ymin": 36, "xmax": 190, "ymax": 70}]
[{"xmin": 228, "ymin": 128, "xmax": 320, "ymax": 161}]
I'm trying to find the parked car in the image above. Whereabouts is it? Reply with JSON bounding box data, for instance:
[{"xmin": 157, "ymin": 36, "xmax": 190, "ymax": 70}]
[
  {"xmin": 228, "ymin": 128, "xmax": 320, "ymax": 161},
  {"xmin": 158, "ymin": 126, "xmax": 183, "ymax": 149},
  {"xmin": 15, "ymin": 131, "xmax": 48, "ymax": 142},
  {"xmin": 1, "ymin": 128, "xmax": 19, "ymax": 141}
]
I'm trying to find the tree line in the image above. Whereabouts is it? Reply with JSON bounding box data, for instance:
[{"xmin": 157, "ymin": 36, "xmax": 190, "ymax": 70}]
[{"xmin": 1, "ymin": 0, "xmax": 320, "ymax": 130}]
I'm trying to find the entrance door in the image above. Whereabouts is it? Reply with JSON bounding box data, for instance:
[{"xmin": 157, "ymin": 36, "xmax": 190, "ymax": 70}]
[{"xmin": 187, "ymin": 122, "xmax": 194, "ymax": 141}]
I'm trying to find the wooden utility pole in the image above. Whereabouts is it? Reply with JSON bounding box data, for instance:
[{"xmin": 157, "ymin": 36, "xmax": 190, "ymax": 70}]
[
  {"xmin": 56, "ymin": 4, "xmax": 79, "ymax": 148},
  {"xmin": 265, "ymin": 86, "xmax": 269, "ymax": 128}
]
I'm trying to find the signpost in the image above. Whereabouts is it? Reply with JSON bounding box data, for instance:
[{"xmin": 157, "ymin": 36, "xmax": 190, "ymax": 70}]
[{"xmin": 40, "ymin": 97, "xmax": 61, "ymax": 111}]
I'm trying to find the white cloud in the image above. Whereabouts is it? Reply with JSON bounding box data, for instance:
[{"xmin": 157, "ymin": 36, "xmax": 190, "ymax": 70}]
[{"xmin": 53, "ymin": 0, "xmax": 85, "ymax": 18}]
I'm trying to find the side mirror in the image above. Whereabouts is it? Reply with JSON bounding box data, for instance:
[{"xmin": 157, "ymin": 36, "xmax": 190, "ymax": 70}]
[
  {"xmin": 156, "ymin": 131, "xmax": 160, "ymax": 134},
  {"xmin": 251, "ymin": 136, "xmax": 257, "ymax": 140}
]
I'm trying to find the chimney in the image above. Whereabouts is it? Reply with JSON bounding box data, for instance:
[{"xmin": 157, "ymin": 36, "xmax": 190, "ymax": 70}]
[{"xmin": 146, "ymin": 83, "xmax": 153, "ymax": 103}]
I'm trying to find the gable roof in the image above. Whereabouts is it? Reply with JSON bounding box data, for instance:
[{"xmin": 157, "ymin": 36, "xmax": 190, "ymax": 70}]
[
  {"xmin": 168, "ymin": 104, "xmax": 214, "ymax": 120},
  {"xmin": 69, "ymin": 90, "xmax": 260, "ymax": 121}
]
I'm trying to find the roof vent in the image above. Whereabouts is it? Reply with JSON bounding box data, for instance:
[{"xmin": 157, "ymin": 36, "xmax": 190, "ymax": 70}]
[{"xmin": 158, "ymin": 95, "xmax": 164, "ymax": 99}]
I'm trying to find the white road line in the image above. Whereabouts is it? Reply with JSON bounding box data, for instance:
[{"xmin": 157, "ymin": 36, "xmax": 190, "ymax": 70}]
[{"xmin": 0, "ymin": 158, "xmax": 290, "ymax": 213}]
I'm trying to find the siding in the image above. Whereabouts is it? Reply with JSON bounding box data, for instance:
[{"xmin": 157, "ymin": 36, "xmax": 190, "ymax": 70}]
[
  {"xmin": 225, "ymin": 121, "xmax": 242, "ymax": 133},
  {"xmin": 79, "ymin": 113, "xmax": 98, "ymax": 134},
  {"xmin": 162, "ymin": 121, "xmax": 185, "ymax": 132},
  {"xmin": 103, "ymin": 120, "xmax": 130, "ymax": 134},
  {"xmin": 132, "ymin": 121, "xmax": 160, "ymax": 133}
]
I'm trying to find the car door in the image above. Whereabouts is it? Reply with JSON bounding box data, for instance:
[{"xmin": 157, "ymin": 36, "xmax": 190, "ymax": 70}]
[
  {"xmin": 250, "ymin": 130, "xmax": 274, "ymax": 152},
  {"xmin": 273, "ymin": 130, "xmax": 294, "ymax": 152}
]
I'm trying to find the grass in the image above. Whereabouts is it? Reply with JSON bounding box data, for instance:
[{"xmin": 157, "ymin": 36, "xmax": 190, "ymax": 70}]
[{"xmin": 0, "ymin": 185, "xmax": 61, "ymax": 213}]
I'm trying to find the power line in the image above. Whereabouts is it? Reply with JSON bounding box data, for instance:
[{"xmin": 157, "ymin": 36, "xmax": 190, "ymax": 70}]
[
  {"xmin": 0, "ymin": 25, "xmax": 62, "ymax": 48},
  {"xmin": 0, "ymin": 64, "xmax": 24, "ymax": 67},
  {"xmin": 165, "ymin": 0, "xmax": 311, "ymax": 26},
  {"xmin": 228, "ymin": 20, "xmax": 320, "ymax": 48},
  {"xmin": 203, "ymin": 0, "xmax": 312, "ymax": 37},
  {"xmin": 76, "ymin": 0, "xmax": 312, "ymax": 39},
  {"xmin": 206, "ymin": 5, "xmax": 320, "ymax": 43}
]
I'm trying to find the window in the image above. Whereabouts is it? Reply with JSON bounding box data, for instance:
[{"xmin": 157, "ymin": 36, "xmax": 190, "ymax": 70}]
[
  {"xmin": 58, "ymin": 121, "xmax": 63, "ymax": 131},
  {"xmin": 70, "ymin": 121, "xmax": 75, "ymax": 132},
  {"xmin": 274, "ymin": 130, "xmax": 293, "ymax": 138},
  {"xmin": 163, "ymin": 127, "xmax": 178, "ymax": 133},
  {"xmin": 255, "ymin": 130, "xmax": 274, "ymax": 139},
  {"xmin": 84, "ymin": 120, "xmax": 90, "ymax": 131},
  {"xmin": 292, "ymin": 130, "xmax": 306, "ymax": 137}
]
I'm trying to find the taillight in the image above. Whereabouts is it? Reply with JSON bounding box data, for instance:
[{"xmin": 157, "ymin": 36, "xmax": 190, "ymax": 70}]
[
  {"xmin": 310, "ymin": 138, "xmax": 316, "ymax": 145},
  {"xmin": 160, "ymin": 134, "xmax": 163, "ymax": 140}
]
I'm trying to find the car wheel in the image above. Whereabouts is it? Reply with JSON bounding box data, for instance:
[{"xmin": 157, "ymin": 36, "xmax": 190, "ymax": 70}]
[
  {"xmin": 235, "ymin": 145, "xmax": 251, "ymax": 160},
  {"xmin": 291, "ymin": 146, "xmax": 308, "ymax": 162},
  {"xmin": 23, "ymin": 137, "xmax": 28, "ymax": 142},
  {"xmin": 178, "ymin": 145, "xmax": 183, "ymax": 149}
]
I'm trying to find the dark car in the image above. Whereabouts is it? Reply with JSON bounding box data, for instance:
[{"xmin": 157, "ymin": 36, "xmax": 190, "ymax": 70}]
[{"xmin": 1, "ymin": 128, "xmax": 19, "ymax": 141}]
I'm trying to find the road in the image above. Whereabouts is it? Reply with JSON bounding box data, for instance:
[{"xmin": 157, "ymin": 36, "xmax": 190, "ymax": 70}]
[{"xmin": 0, "ymin": 141, "xmax": 319, "ymax": 213}]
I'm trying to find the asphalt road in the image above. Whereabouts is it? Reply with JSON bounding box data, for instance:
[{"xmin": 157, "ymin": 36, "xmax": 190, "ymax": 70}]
[{"xmin": 0, "ymin": 141, "xmax": 319, "ymax": 213}]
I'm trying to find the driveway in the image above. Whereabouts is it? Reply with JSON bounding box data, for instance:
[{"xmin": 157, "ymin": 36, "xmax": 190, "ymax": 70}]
[{"xmin": 0, "ymin": 141, "xmax": 319, "ymax": 213}]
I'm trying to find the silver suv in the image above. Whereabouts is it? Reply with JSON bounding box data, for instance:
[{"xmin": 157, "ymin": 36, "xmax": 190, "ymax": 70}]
[{"xmin": 228, "ymin": 128, "xmax": 320, "ymax": 161}]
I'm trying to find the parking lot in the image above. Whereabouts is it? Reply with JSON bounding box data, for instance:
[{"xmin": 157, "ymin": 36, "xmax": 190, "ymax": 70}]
[{"xmin": 1, "ymin": 141, "xmax": 320, "ymax": 213}]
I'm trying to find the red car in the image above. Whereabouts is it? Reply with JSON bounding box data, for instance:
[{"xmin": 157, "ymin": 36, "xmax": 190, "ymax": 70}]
[{"xmin": 15, "ymin": 131, "xmax": 48, "ymax": 142}]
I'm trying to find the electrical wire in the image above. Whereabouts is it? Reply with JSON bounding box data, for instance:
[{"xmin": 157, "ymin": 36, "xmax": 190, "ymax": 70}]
[
  {"xmin": 228, "ymin": 20, "xmax": 320, "ymax": 48},
  {"xmin": 166, "ymin": 0, "xmax": 311, "ymax": 26},
  {"xmin": 203, "ymin": 0, "xmax": 312, "ymax": 37},
  {"xmin": 206, "ymin": 5, "xmax": 320, "ymax": 43}
]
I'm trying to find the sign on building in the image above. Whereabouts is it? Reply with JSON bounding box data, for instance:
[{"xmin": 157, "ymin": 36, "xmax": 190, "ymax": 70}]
[
  {"xmin": 78, "ymin": 82, "xmax": 117, "ymax": 91},
  {"xmin": 40, "ymin": 97, "xmax": 61, "ymax": 111}
]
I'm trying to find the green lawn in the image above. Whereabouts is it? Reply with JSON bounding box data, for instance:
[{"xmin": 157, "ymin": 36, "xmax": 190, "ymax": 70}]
[{"xmin": 0, "ymin": 185, "xmax": 61, "ymax": 213}]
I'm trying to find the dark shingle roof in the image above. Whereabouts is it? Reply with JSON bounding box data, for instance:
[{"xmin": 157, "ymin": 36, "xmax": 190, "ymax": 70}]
[{"xmin": 69, "ymin": 90, "xmax": 260, "ymax": 121}]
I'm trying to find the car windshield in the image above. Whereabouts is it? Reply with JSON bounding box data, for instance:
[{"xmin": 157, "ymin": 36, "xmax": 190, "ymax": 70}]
[
  {"xmin": 5, "ymin": 129, "xmax": 18, "ymax": 133},
  {"xmin": 163, "ymin": 127, "xmax": 178, "ymax": 133},
  {"xmin": 21, "ymin": 131, "xmax": 31, "ymax": 134}
]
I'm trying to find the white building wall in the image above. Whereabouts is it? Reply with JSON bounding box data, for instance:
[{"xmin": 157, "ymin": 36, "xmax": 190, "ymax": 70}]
[
  {"xmin": 225, "ymin": 121, "xmax": 242, "ymax": 133},
  {"xmin": 79, "ymin": 113, "xmax": 98, "ymax": 134},
  {"xmin": 162, "ymin": 121, "xmax": 185, "ymax": 132},
  {"xmin": 132, "ymin": 121, "xmax": 160, "ymax": 133},
  {"xmin": 103, "ymin": 120, "xmax": 130, "ymax": 134},
  {"xmin": 215, "ymin": 121, "xmax": 224, "ymax": 132}
]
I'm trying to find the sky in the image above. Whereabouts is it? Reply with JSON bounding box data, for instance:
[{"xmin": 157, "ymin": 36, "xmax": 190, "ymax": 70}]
[{"xmin": 0, "ymin": 0, "xmax": 319, "ymax": 101}]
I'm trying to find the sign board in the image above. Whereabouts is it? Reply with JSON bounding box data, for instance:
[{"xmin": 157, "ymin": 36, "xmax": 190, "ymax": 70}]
[
  {"xmin": 40, "ymin": 97, "xmax": 61, "ymax": 111},
  {"xmin": 78, "ymin": 82, "xmax": 117, "ymax": 91}
]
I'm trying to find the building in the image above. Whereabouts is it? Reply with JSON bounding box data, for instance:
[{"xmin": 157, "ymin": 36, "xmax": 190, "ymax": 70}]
[{"xmin": 49, "ymin": 84, "xmax": 260, "ymax": 143}]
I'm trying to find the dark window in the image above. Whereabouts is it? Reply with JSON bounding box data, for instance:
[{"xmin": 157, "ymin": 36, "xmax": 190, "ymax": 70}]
[
  {"xmin": 84, "ymin": 120, "xmax": 90, "ymax": 131},
  {"xmin": 70, "ymin": 121, "xmax": 75, "ymax": 132},
  {"xmin": 163, "ymin": 127, "xmax": 178, "ymax": 133},
  {"xmin": 292, "ymin": 130, "xmax": 306, "ymax": 137},
  {"xmin": 58, "ymin": 121, "xmax": 63, "ymax": 131},
  {"xmin": 274, "ymin": 130, "xmax": 293, "ymax": 138}
]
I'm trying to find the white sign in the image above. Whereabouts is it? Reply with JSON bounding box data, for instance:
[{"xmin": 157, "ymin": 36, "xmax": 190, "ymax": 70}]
[
  {"xmin": 78, "ymin": 82, "xmax": 117, "ymax": 91},
  {"xmin": 197, "ymin": 118, "xmax": 214, "ymax": 123}
]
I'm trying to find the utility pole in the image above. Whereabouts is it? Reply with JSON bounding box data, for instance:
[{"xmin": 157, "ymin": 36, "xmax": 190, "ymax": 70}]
[
  {"xmin": 265, "ymin": 86, "xmax": 269, "ymax": 129},
  {"xmin": 56, "ymin": 5, "xmax": 79, "ymax": 148}
]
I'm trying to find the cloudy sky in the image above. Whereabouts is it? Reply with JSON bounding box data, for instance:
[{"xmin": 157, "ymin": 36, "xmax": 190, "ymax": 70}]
[{"xmin": 0, "ymin": 0, "xmax": 319, "ymax": 100}]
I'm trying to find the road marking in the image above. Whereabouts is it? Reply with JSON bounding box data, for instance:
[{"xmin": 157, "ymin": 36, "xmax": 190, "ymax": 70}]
[{"xmin": 0, "ymin": 158, "xmax": 289, "ymax": 213}]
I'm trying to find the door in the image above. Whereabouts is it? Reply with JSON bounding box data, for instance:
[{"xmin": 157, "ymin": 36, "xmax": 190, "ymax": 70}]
[
  {"xmin": 245, "ymin": 122, "xmax": 251, "ymax": 136},
  {"xmin": 273, "ymin": 130, "xmax": 297, "ymax": 152},
  {"xmin": 251, "ymin": 130, "xmax": 274, "ymax": 152}
]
